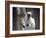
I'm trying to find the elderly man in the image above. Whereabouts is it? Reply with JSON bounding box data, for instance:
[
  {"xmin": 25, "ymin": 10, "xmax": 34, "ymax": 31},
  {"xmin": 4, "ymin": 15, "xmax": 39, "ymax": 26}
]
[{"xmin": 22, "ymin": 11, "xmax": 35, "ymax": 30}]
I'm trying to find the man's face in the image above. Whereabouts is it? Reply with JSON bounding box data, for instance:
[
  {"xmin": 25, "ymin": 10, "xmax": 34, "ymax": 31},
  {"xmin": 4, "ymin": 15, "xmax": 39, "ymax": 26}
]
[
  {"xmin": 28, "ymin": 14, "xmax": 30, "ymax": 19},
  {"xmin": 27, "ymin": 12, "xmax": 32, "ymax": 19},
  {"xmin": 28, "ymin": 14, "xmax": 32, "ymax": 19}
]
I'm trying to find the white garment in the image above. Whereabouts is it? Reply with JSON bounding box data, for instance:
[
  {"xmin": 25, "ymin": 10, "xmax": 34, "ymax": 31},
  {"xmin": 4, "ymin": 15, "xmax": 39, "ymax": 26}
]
[{"xmin": 22, "ymin": 17, "xmax": 35, "ymax": 30}]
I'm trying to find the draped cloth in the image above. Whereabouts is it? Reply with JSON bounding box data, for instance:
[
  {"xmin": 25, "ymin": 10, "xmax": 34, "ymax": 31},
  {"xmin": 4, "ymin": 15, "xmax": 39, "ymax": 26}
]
[{"xmin": 13, "ymin": 8, "xmax": 35, "ymax": 30}]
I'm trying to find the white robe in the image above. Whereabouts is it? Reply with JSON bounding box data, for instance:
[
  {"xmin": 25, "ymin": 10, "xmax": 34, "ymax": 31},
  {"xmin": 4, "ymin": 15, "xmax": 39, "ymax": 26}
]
[{"xmin": 22, "ymin": 17, "xmax": 35, "ymax": 30}]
